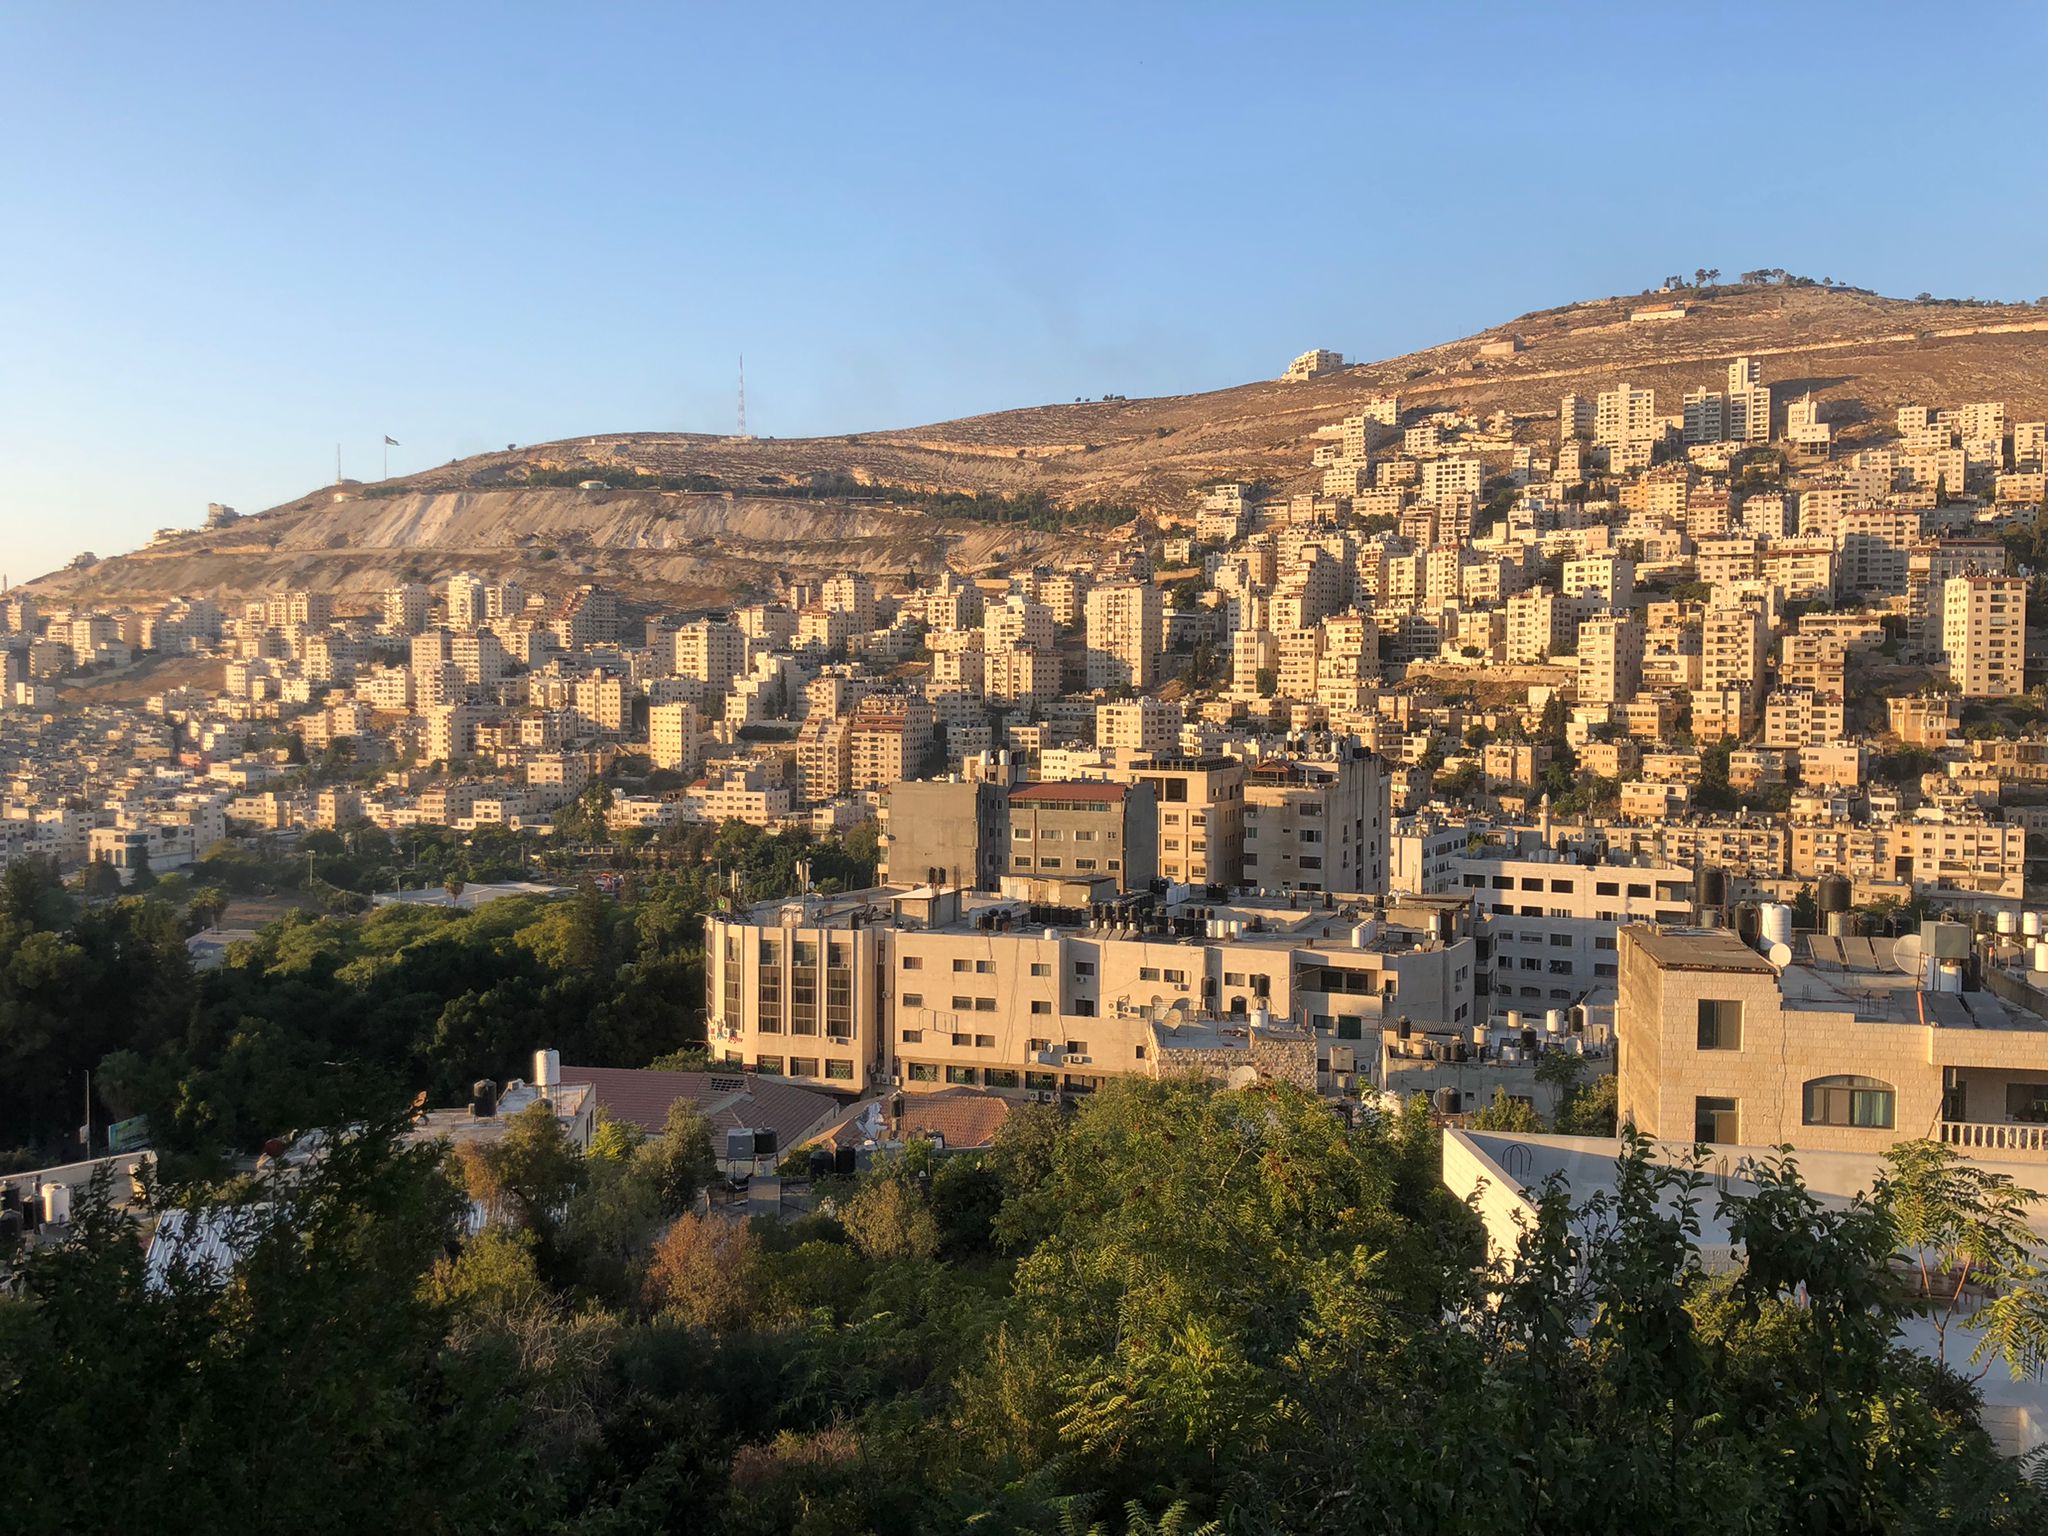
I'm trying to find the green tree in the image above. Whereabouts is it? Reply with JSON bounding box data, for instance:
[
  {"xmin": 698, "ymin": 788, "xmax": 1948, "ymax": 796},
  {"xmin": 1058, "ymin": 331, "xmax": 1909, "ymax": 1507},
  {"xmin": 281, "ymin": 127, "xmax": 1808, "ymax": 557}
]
[{"xmin": 1469, "ymin": 1086, "xmax": 1542, "ymax": 1132}]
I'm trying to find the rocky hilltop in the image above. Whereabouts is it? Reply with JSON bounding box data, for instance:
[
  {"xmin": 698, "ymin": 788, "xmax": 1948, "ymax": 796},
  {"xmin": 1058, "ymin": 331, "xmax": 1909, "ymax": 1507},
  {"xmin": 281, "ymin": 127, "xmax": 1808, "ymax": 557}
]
[{"xmin": 33, "ymin": 284, "xmax": 2048, "ymax": 608}]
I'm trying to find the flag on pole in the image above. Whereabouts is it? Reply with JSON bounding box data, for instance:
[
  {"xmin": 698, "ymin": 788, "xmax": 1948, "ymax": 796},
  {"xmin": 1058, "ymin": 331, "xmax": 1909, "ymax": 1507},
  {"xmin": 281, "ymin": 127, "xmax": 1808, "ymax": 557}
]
[{"xmin": 383, "ymin": 435, "xmax": 400, "ymax": 446}]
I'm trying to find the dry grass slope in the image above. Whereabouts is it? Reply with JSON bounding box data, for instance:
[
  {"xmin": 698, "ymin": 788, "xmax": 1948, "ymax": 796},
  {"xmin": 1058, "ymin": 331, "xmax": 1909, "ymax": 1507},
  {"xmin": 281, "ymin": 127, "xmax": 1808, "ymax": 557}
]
[{"xmin": 32, "ymin": 285, "xmax": 2048, "ymax": 607}]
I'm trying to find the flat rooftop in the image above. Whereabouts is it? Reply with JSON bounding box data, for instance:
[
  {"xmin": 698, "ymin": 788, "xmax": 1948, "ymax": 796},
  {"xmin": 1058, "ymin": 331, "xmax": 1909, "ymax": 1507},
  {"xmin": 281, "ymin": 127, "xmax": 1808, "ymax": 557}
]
[{"xmin": 1624, "ymin": 924, "xmax": 1778, "ymax": 974}]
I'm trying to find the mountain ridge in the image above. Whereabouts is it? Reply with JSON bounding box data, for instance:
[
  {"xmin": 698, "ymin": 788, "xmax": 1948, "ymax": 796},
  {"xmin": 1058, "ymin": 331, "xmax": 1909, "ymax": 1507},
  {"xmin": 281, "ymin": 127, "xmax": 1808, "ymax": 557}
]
[{"xmin": 30, "ymin": 284, "xmax": 2048, "ymax": 607}]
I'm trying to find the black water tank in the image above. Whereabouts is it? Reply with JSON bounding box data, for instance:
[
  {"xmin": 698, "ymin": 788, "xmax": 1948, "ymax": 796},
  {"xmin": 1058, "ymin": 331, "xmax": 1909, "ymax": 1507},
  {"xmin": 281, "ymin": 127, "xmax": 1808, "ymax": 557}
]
[
  {"xmin": 1700, "ymin": 868, "xmax": 1727, "ymax": 911},
  {"xmin": 1734, "ymin": 901, "xmax": 1762, "ymax": 946},
  {"xmin": 808, "ymin": 1148, "xmax": 832, "ymax": 1179},
  {"xmin": 1817, "ymin": 873, "xmax": 1852, "ymax": 917},
  {"xmin": 832, "ymin": 1146, "xmax": 857, "ymax": 1178},
  {"xmin": 753, "ymin": 1128, "xmax": 779, "ymax": 1157}
]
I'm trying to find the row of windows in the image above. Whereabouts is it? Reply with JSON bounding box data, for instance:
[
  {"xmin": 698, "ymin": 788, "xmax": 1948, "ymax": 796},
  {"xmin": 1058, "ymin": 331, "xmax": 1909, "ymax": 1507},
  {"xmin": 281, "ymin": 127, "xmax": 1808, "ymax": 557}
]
[
  {"xmin": 1696, "ymin": 1076, "xmax": 1901, "ymax": 1141},
  {"xmin": 903, "ymin": 955, "xmax": 1054, "ymax": 977},
  {"xmin": 905, "ymin": 1063, "xmax": 1100, "ymax": 1091},
  {"xmin": 751, "ymin": 1056, "xmax": 855, "ymax": 1080}
]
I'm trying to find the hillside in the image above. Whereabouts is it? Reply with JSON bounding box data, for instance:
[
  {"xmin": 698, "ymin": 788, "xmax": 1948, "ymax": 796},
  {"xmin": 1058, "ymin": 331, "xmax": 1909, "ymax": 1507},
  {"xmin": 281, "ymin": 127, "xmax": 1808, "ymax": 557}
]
[{"xmin": 32, "ymin": 284, "xmax": 2048, "ymax": 609}]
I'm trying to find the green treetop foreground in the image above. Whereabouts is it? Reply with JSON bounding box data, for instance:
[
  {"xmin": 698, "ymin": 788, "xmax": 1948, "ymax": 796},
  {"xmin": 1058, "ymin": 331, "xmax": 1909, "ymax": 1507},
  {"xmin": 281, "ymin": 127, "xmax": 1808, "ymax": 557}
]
[{"xmin": 3, "ymin": 1080, "xmax": 2045, "ymax": 1535}]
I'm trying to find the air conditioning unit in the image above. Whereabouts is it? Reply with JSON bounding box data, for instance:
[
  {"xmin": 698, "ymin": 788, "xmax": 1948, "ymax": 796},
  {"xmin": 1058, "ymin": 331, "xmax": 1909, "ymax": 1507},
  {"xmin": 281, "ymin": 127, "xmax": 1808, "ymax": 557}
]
[
  {"xmin": 1063, "ymin": 1053, "xmax": 1092, "ymax": 1065},
  {"xmin": 827, "ymin": 1035, "xmax": 851, "ymax": 1046},
  {"xmin": 888, "ymin": 1073, "xmax": 903, "ymax": 1087}
]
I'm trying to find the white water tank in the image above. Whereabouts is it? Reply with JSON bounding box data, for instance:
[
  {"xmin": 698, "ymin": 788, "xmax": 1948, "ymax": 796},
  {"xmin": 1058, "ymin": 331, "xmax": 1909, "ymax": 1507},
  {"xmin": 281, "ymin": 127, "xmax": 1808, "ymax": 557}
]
[
  {"xmin": 534, "ymin": 1048, "xmax": 561, "ymax": 1089},
  {"xmin": 1759, "ymin": 903, "xmax": 1794, "ymax": 952},
  {"xmin": 1996, "ymin": 910, "xmax": 2017, "ymax": 936},
  {"xmin": 41, "ymin": 1182, "xmax": 71, "ymax": 1226},
  {"xmin": 1505, "ymin": 1009, "xmax": 1523, "ymax": 1037},
  {"xmin": 2033, "ymin": 941, "xmax": 2048, "ymax": 975},
  {"xmin": 1545, "ymin": 1009, "xmax": 1566, "ymax": 1036},
  {"xmin": 2025, "ymin": 912, "xmax": 2043, "ymax": 939}
]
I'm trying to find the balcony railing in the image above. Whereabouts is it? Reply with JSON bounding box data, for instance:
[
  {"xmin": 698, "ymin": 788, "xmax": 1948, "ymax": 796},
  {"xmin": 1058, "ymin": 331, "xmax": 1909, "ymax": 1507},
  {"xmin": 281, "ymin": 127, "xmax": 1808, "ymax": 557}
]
[{"xmin": 1938, "ymin": 1119, "xmax": 2048, "ymax": 1156}]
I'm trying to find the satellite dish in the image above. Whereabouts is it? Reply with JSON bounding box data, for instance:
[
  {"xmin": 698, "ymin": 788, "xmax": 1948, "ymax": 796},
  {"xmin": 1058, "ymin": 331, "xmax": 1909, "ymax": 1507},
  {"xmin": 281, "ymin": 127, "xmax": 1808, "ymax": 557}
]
[
  {"xmin": 1891, "ymin": 932, "xmax": 1925, "ymax": 977},
  {"xmin": 1767, "ymin": 941, "xmax": 1793, "ymax": 968},
  {"xmin": 1227, "ymin": 1065, "xmax": 1260, "ymax": 1090}
]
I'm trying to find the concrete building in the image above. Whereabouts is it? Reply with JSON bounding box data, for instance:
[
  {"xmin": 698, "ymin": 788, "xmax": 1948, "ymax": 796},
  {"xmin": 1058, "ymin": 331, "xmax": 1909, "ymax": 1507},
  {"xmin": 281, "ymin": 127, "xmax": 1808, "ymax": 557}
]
[
  {"xmin": 1942, "ymin": 574, "xmax": 2027, "ymax": 697},
  {"xmin": 1126, "ymin": 755, "xmax": 1247, "ymax": 889},
  {"xmin": 705, "ymin": 883, "xmax": 1472, "ymax": 1102},
  {"xmin": 1242, "ymin": 748, "xmax": 1389, "ymax": 897},
  {"xmin": 1006, "ymin": 780, "xmax": 1158, "ymax": 893},
  {"xmin": 879, "ymin": 778, "xmax": 1009, "ymax": 891},
  {"xmin": 648, "ymin": 700, "xmax": 705, "ymax": 774},
  {"xmin": 1085, "ymin": 582, "xmax": 1164, "ymax": 692},
  {"xmin": 1617, "ymin": 923, "xmax": 2048, "ymax": 1159},
  {"xmin": 1096, "ymin": 698, "xmax": 1182, "ymax": 756},
  {"xmin": 1576, "ymin": 613, "xmax": 1644, "ymax": 706}
]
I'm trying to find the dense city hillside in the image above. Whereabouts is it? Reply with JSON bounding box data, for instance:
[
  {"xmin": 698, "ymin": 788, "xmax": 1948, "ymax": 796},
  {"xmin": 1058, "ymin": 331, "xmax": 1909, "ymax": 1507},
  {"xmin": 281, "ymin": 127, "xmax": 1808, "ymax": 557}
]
[{"xmin": 30, "ymin": 284, "xmax": 2048, "ymax": 608}]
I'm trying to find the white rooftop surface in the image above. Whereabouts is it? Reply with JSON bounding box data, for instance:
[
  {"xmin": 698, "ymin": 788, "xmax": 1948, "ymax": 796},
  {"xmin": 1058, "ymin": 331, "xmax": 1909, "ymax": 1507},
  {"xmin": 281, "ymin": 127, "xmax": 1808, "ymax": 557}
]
[{"xmin": 1446, "ymin": 1129, "xmax": 2048, "ymax": 1455}]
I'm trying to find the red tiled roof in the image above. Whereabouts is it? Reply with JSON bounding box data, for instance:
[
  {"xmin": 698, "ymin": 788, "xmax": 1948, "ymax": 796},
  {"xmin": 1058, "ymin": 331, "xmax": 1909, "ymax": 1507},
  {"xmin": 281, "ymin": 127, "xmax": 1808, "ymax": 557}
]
[
  {"xmin": 1011, "ymin": 781, "xmax": 1129, "ymax": 803},
  {"xmin": 559, "ymin": 1065, "xmax": 845, "ymax": 1148}
]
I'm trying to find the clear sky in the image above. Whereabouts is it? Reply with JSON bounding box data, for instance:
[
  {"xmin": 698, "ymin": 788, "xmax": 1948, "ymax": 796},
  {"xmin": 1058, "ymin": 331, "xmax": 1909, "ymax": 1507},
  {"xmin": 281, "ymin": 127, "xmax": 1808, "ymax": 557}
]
[{"xmin": 4, "ymin": 1, "xmax": 2044, "ymax": 582}]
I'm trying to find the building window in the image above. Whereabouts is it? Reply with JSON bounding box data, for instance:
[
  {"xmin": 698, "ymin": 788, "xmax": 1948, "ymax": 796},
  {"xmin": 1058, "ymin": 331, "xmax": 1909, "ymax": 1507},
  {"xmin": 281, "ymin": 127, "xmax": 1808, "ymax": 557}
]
[
  {"xmin": 946, "ymin": 1066, "xmax": 978, "ymax": 1085},
  {"xmin": 953, "ymin": 958, "xmax": 971, "ymax": 972},
  {"xmin": 901, "ymin": 954, "xmax": 922, "ymax": 970},
  {"xmin": 755, "ymin": 1056, "xmax": 784, "ymax": 1076},
  {"xmin": 1025, "ymin": 1071, "xmax": 1057, "ymax": 1092},
  {"xmin": 1073, "ymin": 960, "xmax": 1095, "ymax": 977},
  {"xmin": 1030, "ymin": 1000, "xmax": 1051, "ymax": 1014},
  {"xmin": 1803, "ymin": 1076, "xmax": 1896, "ymax": 1129},
  {"xmin": 974, "ymin": 1034, "xmax": 996, "ymax": 1048},
  {"xmin": 902, "ymin": 992, "xmax": 923, "ymax": 1008},
  {"xmin": 974, "ymin": 997, "xmax": 996, "ymax": 1012},
  {"xmin": 2007, "ymin": 1082, "xmax": 2048, "ymax": 1123},
  {"xmin": 986, "ymin": 1069, "xmax": 1019, "ymax": 1088},
  {"xmin": 825, "ymin": 1059, "xmax": 853, "ymax": 1080},
  {"xmin": 907, "ymin": 1062, "xmax": 938, "ymax": 1082},
  {"xmin": 1694, "ymin": 1095, "xmax": 1739, "ymax": 1143},
  {"xmin": 1029, "ymin": 962, "xmax": 1050, "ymax": 977},
  {"xmin": 1697, "ymin": 999, "xmax": 1742, "ymax": 1051},
  {"xmin": 951, "ymin": 995, "xmax": 974, "ymax": 1010},
  {"xmin": 900, "ymin": 1028, "xmax": 923, "ymax": 1043},
  {"xmin": 789, "ymin": 1056, "xmax": 819, "ymax": 1078}
]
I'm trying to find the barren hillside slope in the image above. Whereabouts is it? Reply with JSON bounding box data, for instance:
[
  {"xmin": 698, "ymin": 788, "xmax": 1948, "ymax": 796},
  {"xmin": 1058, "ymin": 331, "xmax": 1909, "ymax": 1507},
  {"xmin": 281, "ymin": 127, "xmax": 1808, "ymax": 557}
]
[{"xmin": 31, "ymin": 285, "xmax": 2048, "ymax": 608}]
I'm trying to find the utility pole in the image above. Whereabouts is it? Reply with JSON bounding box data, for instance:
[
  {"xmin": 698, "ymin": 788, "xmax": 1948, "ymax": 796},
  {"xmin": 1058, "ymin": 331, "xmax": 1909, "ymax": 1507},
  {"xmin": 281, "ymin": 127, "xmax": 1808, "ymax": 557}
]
[{"xmin": 737, "ymin": 354, "xmax": 747, "ymax": 439}]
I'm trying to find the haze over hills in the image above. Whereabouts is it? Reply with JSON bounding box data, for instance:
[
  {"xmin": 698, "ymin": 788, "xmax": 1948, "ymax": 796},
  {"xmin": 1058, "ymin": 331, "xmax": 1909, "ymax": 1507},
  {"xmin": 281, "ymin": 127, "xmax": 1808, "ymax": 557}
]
[{"xmin": 30, "ymin": 284, "xmax": 2048, "ymax": 609}]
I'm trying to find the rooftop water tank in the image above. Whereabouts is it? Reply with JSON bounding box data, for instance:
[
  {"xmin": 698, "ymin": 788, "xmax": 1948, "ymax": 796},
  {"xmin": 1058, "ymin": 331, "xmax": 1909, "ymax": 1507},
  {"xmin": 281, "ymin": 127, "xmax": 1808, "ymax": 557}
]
[{"xmin": 1759, "ymin": 903, "xmax": 1794, "ymax": 952}]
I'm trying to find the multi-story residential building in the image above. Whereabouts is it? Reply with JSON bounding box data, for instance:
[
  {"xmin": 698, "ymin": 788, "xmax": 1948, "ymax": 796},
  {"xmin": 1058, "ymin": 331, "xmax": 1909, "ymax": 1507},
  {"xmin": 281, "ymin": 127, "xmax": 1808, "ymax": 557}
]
[
  {"xmin": 879, "ymin": 779, "xmax": 1010, "ymax": 891},
  {"xmin": 673, "ymin": 619, "xmax": 749, "ymax": 695},
  {"xmin": 1096, "ymin": 698, "xmax": 1181, "ymax": 756},
  {"xmin": 648, "ymin": 701, "xmax": 704, "ymax": 774},
  {"xmin": 1125, "ymin": 755, "xmax": 1247, "ymax": 889},
  {"xmin": 1617, "ymin": 923, "xmax": 2048, "ymax": 1155},
  {"xmin": 1942, "ymin": 574, "xmax": 2027, "ymax": 697},
  {"xmin": 1242, "ymin": 748, "xmax": 1388, "ymax": 897},
  {"xmin": 1576, "ymin": 613, "xmax": 1644, "ymax": 706},
  {"xmin": 705, "ymin": 883, "xmax": 1473, "ymax": 1101},
  {"xmin": 1005, "ymin": 780, "xmax": 1158, "ymax": 892},
  {"xmin": 1084, "ymin": 582, "xmax": 1163, "ymax": 692}
]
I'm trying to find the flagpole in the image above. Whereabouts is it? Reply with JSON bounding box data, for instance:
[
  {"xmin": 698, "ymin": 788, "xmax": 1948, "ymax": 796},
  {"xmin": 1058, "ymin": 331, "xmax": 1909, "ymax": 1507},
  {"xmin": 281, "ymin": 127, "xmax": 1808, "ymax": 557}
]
[{"xmin": 384, "ymin": 439, "xmax": 389, "ymax": 480}]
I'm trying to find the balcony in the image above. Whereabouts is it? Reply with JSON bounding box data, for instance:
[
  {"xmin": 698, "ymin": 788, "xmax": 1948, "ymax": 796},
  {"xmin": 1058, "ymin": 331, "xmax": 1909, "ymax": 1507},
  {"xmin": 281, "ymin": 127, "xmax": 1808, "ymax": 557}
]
[{"xmin": 1938, "ymin": 1120, "xmax": 2048, "ymax": 1158}]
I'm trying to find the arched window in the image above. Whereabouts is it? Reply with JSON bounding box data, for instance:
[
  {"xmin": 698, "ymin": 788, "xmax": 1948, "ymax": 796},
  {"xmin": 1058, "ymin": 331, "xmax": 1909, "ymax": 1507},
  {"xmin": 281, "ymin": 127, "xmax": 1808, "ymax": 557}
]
[{"xmin": 1802, "ymin": 1075, "xmax": 1896, "ymax": 1129}]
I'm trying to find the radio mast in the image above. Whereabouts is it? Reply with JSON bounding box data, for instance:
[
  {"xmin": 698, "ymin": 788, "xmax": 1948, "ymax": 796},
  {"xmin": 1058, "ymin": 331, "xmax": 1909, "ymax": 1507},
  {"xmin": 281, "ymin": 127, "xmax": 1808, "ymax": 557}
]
[{"xmin": 736, "ymin": 355, "xmax": 748, "ymax": 439}]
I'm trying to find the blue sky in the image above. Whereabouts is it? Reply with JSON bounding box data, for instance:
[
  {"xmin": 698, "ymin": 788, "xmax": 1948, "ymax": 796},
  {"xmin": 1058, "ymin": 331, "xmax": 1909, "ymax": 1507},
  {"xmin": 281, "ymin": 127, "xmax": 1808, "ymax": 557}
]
[{"xmin": 3, "ymin": 1, "xmax": 2044, "ymax": 582}]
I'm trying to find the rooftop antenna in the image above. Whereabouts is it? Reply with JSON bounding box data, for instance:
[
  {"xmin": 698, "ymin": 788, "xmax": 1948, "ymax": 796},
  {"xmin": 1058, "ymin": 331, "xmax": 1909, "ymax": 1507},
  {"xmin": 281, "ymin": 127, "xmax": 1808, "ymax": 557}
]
[{"xmin": 736, "ymin": 354, "xmax": 747, "ymax": 440}]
